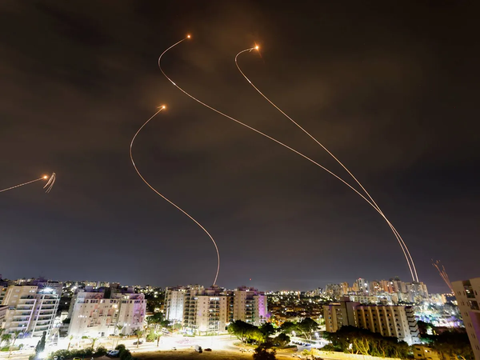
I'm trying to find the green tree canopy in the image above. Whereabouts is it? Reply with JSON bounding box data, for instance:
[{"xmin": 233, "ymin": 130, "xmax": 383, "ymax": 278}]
[
  {"xmin": 273, "ymin": 333, "xmax": 290, "ymax": 347},
  {"xmin": 259, "ymin": 323, "xmax": 276, "ymax": 341},
  {"xmin": 253, "ymin": 343, "xmax": 276, "ymax": 360},
  {"xmin": 35, "ymin": 332, "xmax": 46, "ymax": 359},
  {"xmin": 432, "ymin": 330, "xmax": 474, "ymax": 360},
  {"xmin": 228, "ymin": 320, "xmax": 257, "ymax": 343}
]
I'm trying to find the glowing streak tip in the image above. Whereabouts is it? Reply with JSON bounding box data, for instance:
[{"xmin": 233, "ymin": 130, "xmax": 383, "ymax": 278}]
[
  {"xmin": 255, "ymin": 45, "xmax": 259, "ymax": 50},
  {"xmin": 43, "ymin": 175, "xmax": 48, "ymax": 179},
  {"xmin": 187, "ymin": 35, "xmax": 191, "ymax": 39}
]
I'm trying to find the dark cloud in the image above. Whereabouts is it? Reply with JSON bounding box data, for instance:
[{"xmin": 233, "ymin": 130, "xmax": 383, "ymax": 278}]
[{"xmin": 0, "ymin": 1, "xmax": 479, "ymax": 292}]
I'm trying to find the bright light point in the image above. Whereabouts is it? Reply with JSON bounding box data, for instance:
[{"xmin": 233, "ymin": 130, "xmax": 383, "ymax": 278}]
[
  {"xmin": 187, "ymin": 35, "xmax": 191, "ymax": 39},
  {"xmin": 255, "ymin": 45, "xmax": 259, "ymax": 50},
  {"xmin": 43, "ymin": 175, "xmax": 48, "ymax": 179},
  {"xmin": 162, "ymin": 105, "xmax": 166, "ymax": 109}
]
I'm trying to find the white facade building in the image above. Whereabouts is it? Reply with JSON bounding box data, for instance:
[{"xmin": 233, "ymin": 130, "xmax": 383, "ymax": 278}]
[
  {"xmin": 68, "ymin": 291, "xmax": 146, "ymax": 338},
  {"xmin": 324, "ymin": 298, "xmax": 419, "ymax": 345},
  {"xmin": 165, "ymin": 287, "xmax": 188, "ymax": 323},
  {"xmin": 164, "ymin": 285, "xmax": 269, "ymax": 333},
  {"xmin": 1, "ymin": 285, "xmax": 60, "ymax": 337},
  {"xmin": 452, "ymin": 277, "xmax": 480, "ymax": 360},
  {"xmin": 233, "ymin": 287, "xmax": 268, "ymax": 326},
  {"xmin": 116, "ymin": 293, "xmax": 146, "ymax": 335}
]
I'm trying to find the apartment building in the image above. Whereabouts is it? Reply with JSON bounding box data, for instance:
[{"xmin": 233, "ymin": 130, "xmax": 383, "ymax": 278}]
[
  {"xmin": 68, "ymin": 290, "xmax": 146, "ymax": 338},
  {"xmin": 452, "ymin": 277, "xmax": 480, "ymax": 360},
  {"xmin": 116, "ymin": 293, "xmax": 146, "ymax": 335},
  {"xmin": 165, "ymin": 285, "xmax": 268, "ymax": 334},
  {"xmin": 186, "ymin": 295, "xmax": 228, "ymax": 334},
  {"xmin": 233, "ymin": 287, "xmax": 268, "ymax": 326},
  {"xmin": 165, "ymin": 286, "xmax": 189, "ymax": 323},
  {"xmin": 323, "ymin": 298, "xmax": 419, "ymax": 345},
  {"xmin": 1, "ymin": 285, "xmax": 60, "ymax": 337},
  {"xmin": 68, "ymin": 290, "xmax": 120, "ymax": 338},
  {"xmin": 183, "ymin": 285, "xmax": 226, "ymax": 334}
]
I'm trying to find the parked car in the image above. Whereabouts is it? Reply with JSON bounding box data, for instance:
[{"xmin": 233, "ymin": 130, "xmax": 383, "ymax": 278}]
[
  {"xmin": 106, "ymin": 350, "xmax": 120, "ymax": 357},
  {"xmin": 195, "ymin": 345, "xmax": 203, "ymax": 353},
  {"xmin": 133, "ymin": 340, "xmax": 144, "ymax": 345},
  {"xmin": 204, "ymin": 348, "xmax": 212, "ymax": 352}
]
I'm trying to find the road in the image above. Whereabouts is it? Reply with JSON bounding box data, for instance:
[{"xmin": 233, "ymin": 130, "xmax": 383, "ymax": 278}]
[{"xmin": 0, "ymin": 335, "xmax": 334, "ymax": 360}]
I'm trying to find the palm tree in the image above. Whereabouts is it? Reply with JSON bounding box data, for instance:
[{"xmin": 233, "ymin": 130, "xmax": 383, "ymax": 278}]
[
  {"xmin": 8, "ymin": 330, "xmax": 22, "ymax": 356},
  {"xmin": 1, "ymin": 333, "xmax": 12, "ymax": 347},
  {"xmin": 113, "ymin": 325, "xmax": 124, "ymax": 349},
  {"xmin": 133, "ymin": 330, "xmax": 144, "ymax": 349},
  {"xmin": 156, "ymin": 331, "xmax": 162, "ymax": 347},
  {"xmin": 11, "ymin": 331, "xmax": 21, "ymax": 348},
  {"xmin": 67, "ymin": 335, "xmax": 74, "ymax": 351}
]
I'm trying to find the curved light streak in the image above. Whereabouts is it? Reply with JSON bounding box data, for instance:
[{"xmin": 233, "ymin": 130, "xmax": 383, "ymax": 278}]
[
  {"xmin": 0, "ymin": 173, "xmax": 55, "ymax": 194},
  {"xmin": 129, "ymin": 106, "xmax": 220, "ymax": 285},
  {"xmin": 235, "ymin": 47, "xmax": 418, "ymax": 282},
  {"xmin": 158, "ymin": 37, "xmax": 416, "ymax": 281}
]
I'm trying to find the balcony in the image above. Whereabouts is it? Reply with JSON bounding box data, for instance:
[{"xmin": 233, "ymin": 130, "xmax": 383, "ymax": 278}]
[
  {"xmin": 13, "ymin": 312, "xmax": 32, "ymax": 317},
  {"xmin": 12, "ymin": 319, "xmax": 29, "ymax": 323}
]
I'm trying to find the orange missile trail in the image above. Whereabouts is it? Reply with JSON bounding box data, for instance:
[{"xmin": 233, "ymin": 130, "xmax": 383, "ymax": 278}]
[
  {"xmin": 129, "ymin": 106, "xmax": 220, "ymax": 286},
  {"xmin": 432, "ymin": 260, "xmax": 454, "ymax": 292},
  {"xmin": 158, "ymin": 37, "xmax": 417, "ymax": 281},
  {"xmin": 0, "ymin": 173, "xmax": 56, "ymax": 194},
  {"xmin": 235, "ymin": 47, "xmax": 418, "ymax": 282}
]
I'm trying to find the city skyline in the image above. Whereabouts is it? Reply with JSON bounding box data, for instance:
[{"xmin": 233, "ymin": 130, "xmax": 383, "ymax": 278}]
[{"xmin": 1, "ymin": 2, "xmax": 479, "ymax": 291}]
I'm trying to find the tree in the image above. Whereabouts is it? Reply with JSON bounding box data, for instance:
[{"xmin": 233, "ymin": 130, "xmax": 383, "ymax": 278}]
[
  {"xmin": 432, "ymin": 330, "xmax": 474, "ymax": 360},
  {"xmin": 67, "ymin": 335, "xmax": 74, "ymax": 351},
  {"xmin": 246, "ymin": 328, "xmax": 264, "ymax": 344},
  {"xmin": 35, "ymin": 332, "xmax": 46, "ymax": 360},
  {"xmin": 228, "ymin": 320, "xmax": 256, "ymax": 343},
  {"xmin": 253, "ymin": 343, "xmax": 276, "ymax": 360},
  {"xmin": 324, "ymin": 326, "xmax": 410, "ymax": 357},
  {"xmin": 273, "ymin": 333, "xmax": 290, "ymax": 347},
  {"xmin": 417, "ymin": 320, "xmax": 434, "ymax": 336},
  {"xmin": 1, "ymin": 333, "xmax": 12, "ymax": 347},
  {"xmin": 279, "ymin": 321, "xmax": 296, "ymax": 335},
  {"xmin": 8, "ymin": 330, "xmax": 22, "ymax": 356},
  {"xmin": 11, "ymin": 330, "xmax": 21, "ymax": 348},
  {"xmin": 296, "ymin": 318, "xmax": 318, "ymax": 340},
  {"xmin": 259, "ymin": 323, "xmax": 276, "ymax": 342},
  {"xmin": 133, "ymin": 330, "xmax": 144, "ymax": 348}
]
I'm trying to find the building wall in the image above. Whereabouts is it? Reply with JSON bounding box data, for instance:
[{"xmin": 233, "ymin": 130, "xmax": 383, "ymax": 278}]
[
  {"xmin": 254, "ymin": 295, "xmax": 268, "ymax": 325},
  {"xmin": 165, "ymin": 288, "xmax": 185, "ymax": 323},
  {"xmin": 323, "ymin": 299, "xmax": 419, "ymax": 345},
  {"xmin": 117, "ymin": 294, "xmax": 146, "ymax": 334},
  {"xmin": 1, "ymin": 286, "xmax": 59, "ymax": 337},
  {"xmin": 233, "ymin": 287, "xmax": 267, "ymax": 326},
  {"xmin": 0, "ymin": 305, "xmax": 7, "ymax": 324},
  {"xmin": 68, "ymin": 291, "xmax": 146, "ymax": 338},
  {"xmin": 194, "ymin": 296, "xmax": 228, "ymax": 333},
  {"xmin": 452, "ymin": 278, "xmax": 480, "ymax": 360},
  {"xmin": 68, "ymin": 294, "xmax": 120, "ymax": 338}
]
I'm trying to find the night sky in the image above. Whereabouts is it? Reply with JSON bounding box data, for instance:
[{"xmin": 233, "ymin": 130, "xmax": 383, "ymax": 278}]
[{"xmin": 1, "ymin": 1, "xmax": 479, "ymax": 292}]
